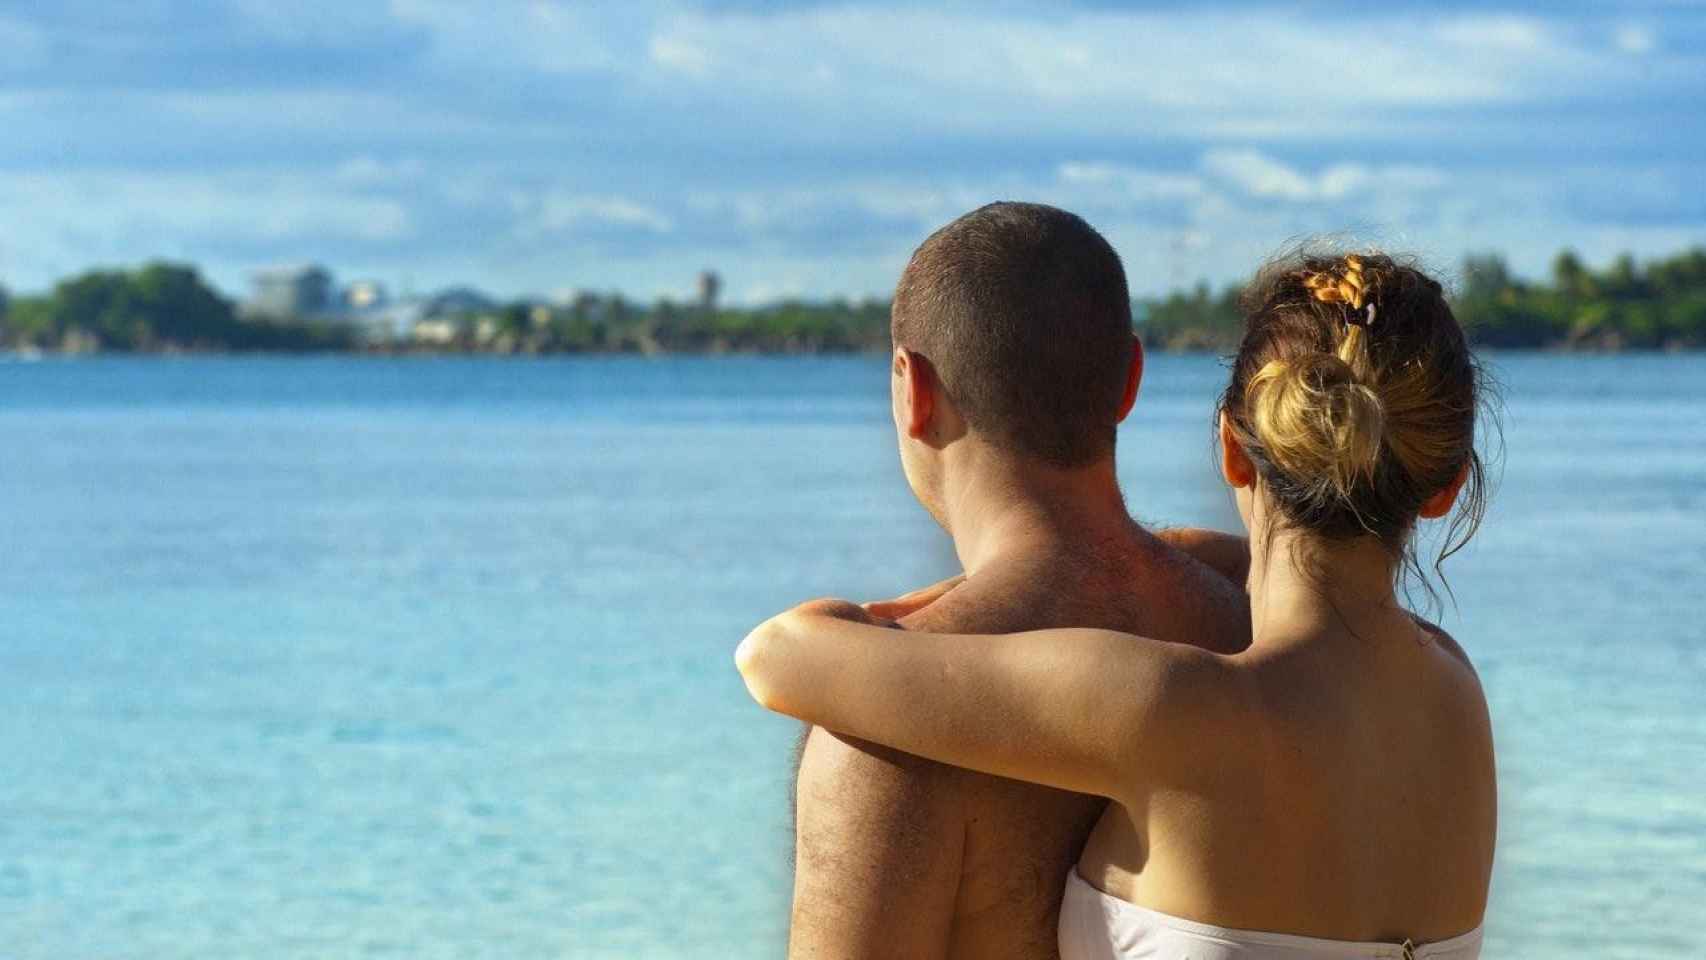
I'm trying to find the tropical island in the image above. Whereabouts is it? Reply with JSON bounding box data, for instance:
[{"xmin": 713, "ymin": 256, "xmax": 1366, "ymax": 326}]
[{"xmin": 2, "ymin": 248, "xmax": 1704, "ymax": 355}]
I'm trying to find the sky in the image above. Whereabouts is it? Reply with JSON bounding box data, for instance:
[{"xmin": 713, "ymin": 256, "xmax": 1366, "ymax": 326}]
[{"xmin": 3, "ymin": 0, "xmax": 1704, "ymax": 304}]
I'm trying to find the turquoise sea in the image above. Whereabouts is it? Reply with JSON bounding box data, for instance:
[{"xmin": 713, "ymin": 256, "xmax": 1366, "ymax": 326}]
[{"xmin": 2, "ymin": 354, "xmax": 1702, "ymax": 958}]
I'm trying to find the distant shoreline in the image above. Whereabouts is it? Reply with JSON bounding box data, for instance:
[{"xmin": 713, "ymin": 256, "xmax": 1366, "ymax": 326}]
[
  {"xmin": 5, "ymin": 342, "xmax": 1702, "ymax": 359},
  {"xmin": 8, "ymin": 247, "xmax": 1705, "ymax": 355}
]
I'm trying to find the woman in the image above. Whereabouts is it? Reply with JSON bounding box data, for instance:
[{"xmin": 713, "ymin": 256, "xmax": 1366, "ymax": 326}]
[{"xmin": 737, "ymin": 253, "xmax": 1497, "ymax": 959}]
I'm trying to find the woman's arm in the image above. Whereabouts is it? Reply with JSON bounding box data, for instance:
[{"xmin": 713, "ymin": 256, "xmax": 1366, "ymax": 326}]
[
  {"xmin": 735, "ymin": 603, "xmax": 1223, "ymax": 803},
  {"xmin": 1156, "ymin": 527, "xmax": 1250, "ymax": 588}
]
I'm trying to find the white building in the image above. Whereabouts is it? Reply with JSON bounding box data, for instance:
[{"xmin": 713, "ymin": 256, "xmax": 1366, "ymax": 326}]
[
  {"xmin": 344, "ymin": 280, "xmax": 388, "ymax": 311},
  {"xmin": 249, "ymin": 264, "xmax": 333, "ymax": 317}
]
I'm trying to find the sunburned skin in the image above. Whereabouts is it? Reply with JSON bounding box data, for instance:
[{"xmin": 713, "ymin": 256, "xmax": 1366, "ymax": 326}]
[{"xmin": 787, "ymin": 527, "xmax": 1251, "ymax": 960}]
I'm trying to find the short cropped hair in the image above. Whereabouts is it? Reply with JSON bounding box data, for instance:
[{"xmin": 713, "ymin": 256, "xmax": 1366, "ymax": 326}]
[{"xmin": 892, "ymin": 202, "xmax": 1135, "ymax": 467}]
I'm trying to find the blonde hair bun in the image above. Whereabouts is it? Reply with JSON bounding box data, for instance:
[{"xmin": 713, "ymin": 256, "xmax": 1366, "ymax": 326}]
[
  {"xmin": 1217, "ymin": 249, "xmax": 1490, "ymax": 604},
  {"xmin": 1245, "ymin": 353, "xmax": 1386, "ymax": 504}
]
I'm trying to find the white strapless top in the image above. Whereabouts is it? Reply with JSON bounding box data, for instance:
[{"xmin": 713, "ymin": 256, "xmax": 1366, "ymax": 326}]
[{"xmin": 1060, "ymin": 871, "xmax": 1483, "ymax": 960}]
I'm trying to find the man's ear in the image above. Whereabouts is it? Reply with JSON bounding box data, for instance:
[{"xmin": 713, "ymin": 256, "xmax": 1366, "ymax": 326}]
[
  {"xmin": 1219, "ymin": 412, "xmax": 1256, "ymax": 489},
  {"xmin": 1115, "ymin": 339, "xmax": 1144, "ymax": 424},
  {"xmin": 894, "ymin": 347, "xmax": 936, "ymax": 439},
  {"xmin": 1419, "ymin": 460, "xmax": 1471, "ymax": 519}
]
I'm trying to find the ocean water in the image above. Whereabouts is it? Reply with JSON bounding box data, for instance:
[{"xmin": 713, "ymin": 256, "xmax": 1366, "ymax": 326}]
[{"xmin": 1, "ymin": 354, "xmax": 1701, "ymax": 958}]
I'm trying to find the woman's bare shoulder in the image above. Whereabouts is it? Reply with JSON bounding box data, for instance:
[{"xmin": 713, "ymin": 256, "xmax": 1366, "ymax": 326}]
[
  {"xmin": 1406, "ymin": 616, "xmax": 1495, "ymax": 773},
  {"xmin": 1135, "ymin": 639, "xmax": 1267, "ymax": 739},
  {"xmin": 1408, "ymin": 613, "xmax": 1482, "ymax": 680}
]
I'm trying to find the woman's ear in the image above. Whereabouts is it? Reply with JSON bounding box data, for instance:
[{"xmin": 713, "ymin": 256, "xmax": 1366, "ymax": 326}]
[
  {"xmin": 894, "ymin": 348, "xmax": 936, "ymax": 439},
  {"xmin": 1419, "ymin": 460, "xmax": 1471, "ymax": 519},
  {"xmin": 1115, "ymin": 339, "xmax": 1145, "ymax": 424},
  {"xmin": 1219, "ymin": 412, "xmax": 1256, "ymax": 489}
]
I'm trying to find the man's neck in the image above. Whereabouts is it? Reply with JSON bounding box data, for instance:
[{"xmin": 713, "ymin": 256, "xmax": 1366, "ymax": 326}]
[{"xmin": 939, "ymin": 446, "xmax": 1143, "ymax": 576}]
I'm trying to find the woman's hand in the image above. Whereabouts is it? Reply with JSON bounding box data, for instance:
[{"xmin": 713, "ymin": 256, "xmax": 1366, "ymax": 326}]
[
  {"xmin": 1156, "ymin": 528, "xmax": 1250, "ymax": 588},
  {"xmin": 862, "ymin": 574, "xmax": 966, "ymax": 621},
  {"xmin": 789, "ymin": 596, "xmax": 900, "ymax": 629}
]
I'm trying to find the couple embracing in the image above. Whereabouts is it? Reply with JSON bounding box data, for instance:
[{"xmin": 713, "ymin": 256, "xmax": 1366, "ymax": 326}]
[{"xmin": 738, "ymin": 202, "xmax": 1495, "ymax": 960}]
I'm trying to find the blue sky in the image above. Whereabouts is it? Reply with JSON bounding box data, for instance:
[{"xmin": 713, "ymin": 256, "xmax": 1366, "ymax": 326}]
[{"xmin": 3, "ymin": 0, "xmax": 1703, "ymax": 303}]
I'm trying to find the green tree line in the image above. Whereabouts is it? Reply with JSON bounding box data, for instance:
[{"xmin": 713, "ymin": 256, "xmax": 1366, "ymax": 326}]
[
  {"xmin": 5, "ymin": 249, "xmax": 1705, "ymax": 354},
  {"xmin": 0, "ymin": 263, "xmax": 354, "ymax": 352},
  {"xmin": 469, "ymin": 296, "xmax": 896, "ymax": 354},
  {"xmin": 1137, "ymin": 247, "xmax": 1706, "ymax": 352}
]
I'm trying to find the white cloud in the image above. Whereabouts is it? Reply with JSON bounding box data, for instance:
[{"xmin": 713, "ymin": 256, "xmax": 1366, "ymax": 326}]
[
  {"xmin": 388, "ymin": 0, "xmax": 639, "ymax": 74},
  {"xmin": 351, "ymin": 2, "xmax": 1661, "ymax": 140},
  {"xmin": 0, "ymin": 86, "xmax": 530, "ymax": 156},
  {"xmin": 516, "ymin": 192, "xmax": 675, "ymax": 237},
  {"xmin": 631, "ymin": 6, "xmax": 1635, "ymax": 133},
  {"xmin": 1614, "ymin": 24, "xmax": 1657, "ymax": 55},
  {"xmin": 682, "ymin": 179, "xmax": 996, "ymax": 246},
  {"xmin": 334, "ymin": 156, "xmax": 427, "ymax": 187},
  {"xmin": 1, "ymin": 1, "xmax": 1700, "ymax": 303},
  {"xmin": 630, "ymin": 146, "xmax": 1500, "ymax": 297},
  {"xmin": 1202, "ymin": 151, "xmax": 1317, "ymax": 201},
  {"xmin": 1021, "ymin": 148, "xmax": 1611, "ymax": 297},
  {"xmin": 0, "ymin": 169, "xmax": 415, "ymax": 291},
  {"xmin": 649, "ymin": 35, "xmax": 714, "ymax": 78},
  {"xmin": 1435, "ymin": 15, "xmax": 1553, "ymax": 54},
  {"xmin": 0, "ymin": 171, "xmax": 411, "ymax": 242},
  {"xmin": 1201, "ymin": 150, "xmax": 1447, "ymax": 203},
  {"xmin": 6, "ymin": 146, "xmax": 1689, "ymax": 306},
  {"xmin": 155, "ymin": 89, "xmax": 519, "ymax": 139},
  {"xmin": 1057, "ymin": 163, "xmax": 1204, "ymax": 201}
]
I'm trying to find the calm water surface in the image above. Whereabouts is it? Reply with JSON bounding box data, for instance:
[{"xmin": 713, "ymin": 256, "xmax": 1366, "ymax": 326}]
[{"xmin": 1, "ymin": 354, "xmax": 1702, "ymax": 958}]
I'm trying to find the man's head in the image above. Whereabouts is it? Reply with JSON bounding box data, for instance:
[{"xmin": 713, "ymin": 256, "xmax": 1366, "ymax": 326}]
[{"xmin": 888, "ymin": 202, "xmax": 1142, "ymax": 517}]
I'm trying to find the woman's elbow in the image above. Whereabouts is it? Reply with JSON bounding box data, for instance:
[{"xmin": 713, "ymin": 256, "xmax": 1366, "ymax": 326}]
[{"xmin": 735, "ymin": 617, "xmax": 792, "ymax": 714}]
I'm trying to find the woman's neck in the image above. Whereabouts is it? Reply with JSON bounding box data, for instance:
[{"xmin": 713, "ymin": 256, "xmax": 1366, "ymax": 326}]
[{"xmin": 1245, "ymin": 521, "xmax": 1407, "ymax": 647}]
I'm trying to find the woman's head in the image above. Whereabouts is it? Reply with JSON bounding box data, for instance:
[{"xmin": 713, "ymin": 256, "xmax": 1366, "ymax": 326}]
[{"xmin": 1218, "ymin": 251, "xmax": 1489, "ymax": 590}]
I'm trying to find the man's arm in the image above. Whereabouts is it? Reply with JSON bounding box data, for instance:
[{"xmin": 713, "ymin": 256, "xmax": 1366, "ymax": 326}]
[
  {"xmin": 790, "ymin": 726, "xmax": 964, "ymax": 959},
  {"xmin": 785, "ymin": 589, "xmax": 973, "ymax": 960},
  {"xmin": 790, "ymin": 577, "xmax": 962, "ymax": 849}
]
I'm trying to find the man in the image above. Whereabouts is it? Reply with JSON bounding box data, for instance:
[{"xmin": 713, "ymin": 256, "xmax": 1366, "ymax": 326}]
[{"xmin": 788, "ymin": 202, "xmax": 1251, "ymax": 959}]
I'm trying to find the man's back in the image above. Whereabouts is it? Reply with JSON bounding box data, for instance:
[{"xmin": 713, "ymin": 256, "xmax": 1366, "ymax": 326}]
[{"xmin": 791, "ymin": 527, "xmax": 1249, "ymax": 959}]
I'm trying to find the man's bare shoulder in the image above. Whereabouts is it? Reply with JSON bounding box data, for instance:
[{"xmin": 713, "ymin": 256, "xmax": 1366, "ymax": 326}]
[
  {"xmin": 896, "ymin": 568, "xmax": 1039, "ymax": 634},
  {"xmin": 794, "ymin": 577, "xmax": 1026, "ymax": 802},
  {"xmin": 794, "ymin": 572, "xmax": 1077, "ymax": 826}
]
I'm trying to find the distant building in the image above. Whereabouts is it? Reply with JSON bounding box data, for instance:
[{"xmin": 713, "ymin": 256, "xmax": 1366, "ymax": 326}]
[
  {"xmin": 335, "ymin": 280, "xmax": 394, "ymax": 344},
  {"xmin": 422, "ymin": 287, "xmax": 497, "ymax": 318},
  {"xmin": 369, "ymin": 299, "xmax": 428, "ymax": 342},
  {"xmin": 341, "ymin": 287, "xmax": 499, "ymax": 346},
  {"xmin": 412, "ymin": 317, "xmax": 460, "ymax": 346},
  {"xmin": 697, "ymin": 270, "xmax": 721, "ymax": 312},
  {"xmin": 344, "ymin": 280, "xmax": 388, "ymax": 311},
  {"xmin": 249, "ymin": 264, "xmax": 333, "ymax": 318}
]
